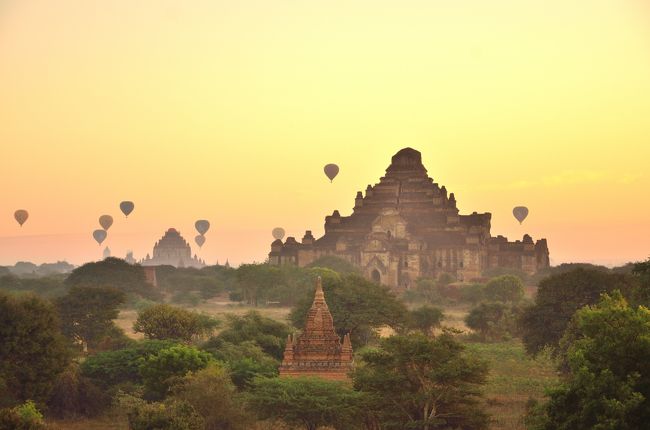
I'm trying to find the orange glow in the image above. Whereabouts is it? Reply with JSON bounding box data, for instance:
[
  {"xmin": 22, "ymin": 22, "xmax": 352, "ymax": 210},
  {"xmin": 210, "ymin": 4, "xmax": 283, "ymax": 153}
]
[{"xmin": 1, "ymin": 0, "xmax": 649, "ymax": 266}]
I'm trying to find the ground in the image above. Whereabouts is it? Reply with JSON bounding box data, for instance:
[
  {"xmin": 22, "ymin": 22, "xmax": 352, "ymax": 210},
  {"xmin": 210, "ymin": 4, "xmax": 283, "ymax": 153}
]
[{"xmin": 466, "ymin": 341, "xmax": 557, "ymax": 430}]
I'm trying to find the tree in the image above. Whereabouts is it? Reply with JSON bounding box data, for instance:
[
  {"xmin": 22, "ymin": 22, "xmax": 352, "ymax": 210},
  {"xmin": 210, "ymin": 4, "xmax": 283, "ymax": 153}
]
[
  {"xmin": 0, "ymin": 274, "xmax": 68, "ymax": 299},
  {"xmin": 0, "ymin": 400, "xmax": 47, "ymax": 430},
  {"xmin": 290, "ymin": 274, "xmax": 407, "ymax": 347},
  {"xmin": 530, "ymin": 292, "xmax": 650, "ymax": 429},
  {"xmin": 458, "ymin": 283, "xmax": 486, "ymax": 306},
  {"xmin": 520, "ymin": 268, "xmax": 636, "ymax": 355},
  {"xmin": 64, "ymin": 257, "xmax": 160, "ymax": 300},
  {"xmin": 139, "ymin": 344, "xmax": 213, "ymax": 400},
  {"xmin": 354, "ymin": 333, "xmax": 489, "ymax": 430},
  {"xmin": 133, "ymin": 304, "xmax": 218, "ymax": 343},
  {"xmin": 307, "ymin": 255, "xmax": 361, "ymax": 274},
  {"xmin": 407, "ymin": 306, "xmax": 444, "ymax": 336},
  {"xmin": 171, "ymin": 364, "xmax": 250, "ymax": 430},
  {"xmin": 235, "ymin": 264, "xmax": 283, "ymax": 306},
  {"xmin": 202, "ymin": 338, "xmax": 278, "ymax": 389},
  {"xmin": 483, "ymin": 275, "xmax": 525, "ymax": 303},
  {"xmin": 81, "ymin": 340, "xmax": 177, "ymax": 388},
  {"xmin": 0, "ymin": 292, "xmax": 69, "ymax": 406},
  {"xmin": 46, "ymin": 363, "xmax": 108, "ymax": 419},
  {"xmin": 56, "ymin": 285, "xmax": 125, "ymax": 351},
  {"xmin": 217, "ymin": 311, "xmax": 292, "ymax": 360},
  {"xmin": 248, "ymin": 377, "xmax": 362, "ymax": 430},
  {"xmin": 465, "ymin": 302, "xmax": 522, "ymax": 341},
  {"xmin": 118, "ymin": 393, "xmax": 204, "ymax": 430},
  {"xmin": 156, "ymin": 267, "xmax": 225, "ymax": 302},
  {"xmin": 630, "ymin": 259, "xmax": 650, "ymax": 306}
]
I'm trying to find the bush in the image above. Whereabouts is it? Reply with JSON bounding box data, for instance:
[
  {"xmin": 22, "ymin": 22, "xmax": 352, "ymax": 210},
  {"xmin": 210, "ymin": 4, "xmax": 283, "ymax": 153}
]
[
  {"xmin": 202, "ymin": 338, "xmax": 279, "ymax": 389},
  {"xmin": 118, "ymin": 393, "xmax": 204, "ymax": 430},
  {"xmin": 217, "ymin": 312, "xmax": 292, "ymax": 360},
  {"xmin": 465, "ymin": 302, "xmax": 523, "ymax": 341},
  {"xmin": 0, "ymin": 401, "xmax": 47, "ymax": 430},
  {"xmin": 47, "ymin": 364, "xmax": 109, "ymax": 419},
  {"xmin": 407, "ymin": 306, "xmax": 444, "ymax": 336},
  {"xmin": 483, "ymin": 275, "xmax": 525, "ymax": 303},
  {"xmin": 81, "ymin": 340, "xmax": 178, "ymax": 387},
  {"xmin": 133, "ymin": 304, "xmax": 219, "ymax": 343},
  {"xmin": 139, "ymin": 344, "xmax": 213, "ymax": 399},
  {"xmin": 171, "ymin": 365, "xmax": 250, "ymax": 430}
]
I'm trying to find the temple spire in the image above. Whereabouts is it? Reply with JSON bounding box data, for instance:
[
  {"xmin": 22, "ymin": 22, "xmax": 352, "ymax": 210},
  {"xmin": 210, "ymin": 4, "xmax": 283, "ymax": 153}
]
[
  {"xmin": 313, "ymin": 276, "xmax": 326, "ymax": 305},
  {"xmin": 279, "ymin": 277, "xmax": 354, "ymax": 381}
]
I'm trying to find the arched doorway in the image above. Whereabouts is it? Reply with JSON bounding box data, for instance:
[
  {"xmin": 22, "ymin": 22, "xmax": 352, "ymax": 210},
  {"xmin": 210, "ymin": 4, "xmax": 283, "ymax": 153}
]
[{"xmin": 371, "ymin": 269, "xmax": 381, "ymax": 284}]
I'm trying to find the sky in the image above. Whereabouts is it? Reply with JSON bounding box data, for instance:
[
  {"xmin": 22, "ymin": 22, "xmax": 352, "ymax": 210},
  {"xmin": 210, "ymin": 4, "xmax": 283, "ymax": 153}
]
[{"xmin": 1, "ymin": 0, "xmax": 649, "ymax": 267}]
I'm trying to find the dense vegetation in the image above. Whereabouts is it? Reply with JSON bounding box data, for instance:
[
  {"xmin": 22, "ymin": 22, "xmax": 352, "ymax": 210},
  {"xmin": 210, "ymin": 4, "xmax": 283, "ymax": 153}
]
[{"xmin": 0, "ymin": 256, "xmax": 648, "ymax": 429}]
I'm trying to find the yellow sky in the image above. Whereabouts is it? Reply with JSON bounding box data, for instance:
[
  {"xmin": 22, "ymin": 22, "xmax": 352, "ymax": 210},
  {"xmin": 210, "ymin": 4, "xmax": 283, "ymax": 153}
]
[{"xmin": 1, "ymin": 0, "xmax": 649, "ymax": 266}]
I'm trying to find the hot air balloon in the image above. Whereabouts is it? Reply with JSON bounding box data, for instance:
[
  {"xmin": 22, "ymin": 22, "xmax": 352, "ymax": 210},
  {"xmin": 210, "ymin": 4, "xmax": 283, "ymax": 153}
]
[
  {"xmin": 513, "ymin": 206, "xmax": 529, "ymax": 224},
  {"xmin": 14, "ymin": 210, "xmax": 29, "ymax": 227},
  {"xmin": 120, "ymin": 201, "xmax": 135, "ymax": 218},
  {"xmin": 195, "ymin": 220, "xmax": 210, "ymax": 235},
  {"xmin": 324, "ymin": 164, "xmax": 339, "ymax": 182},
  {"xmin": 99, "ymin": 215, "xmax": 114, "ymax": 231},
  {"xmin": 195, "ymin": 235, "xmax": 206, "ymax": 248},
  {"xmin": 272, "ymin": 227, "xmax": 285, "ymax": 241},
  {"xmin": 93, "ymin": 229, "xmax": 107, "ymax": 246}
]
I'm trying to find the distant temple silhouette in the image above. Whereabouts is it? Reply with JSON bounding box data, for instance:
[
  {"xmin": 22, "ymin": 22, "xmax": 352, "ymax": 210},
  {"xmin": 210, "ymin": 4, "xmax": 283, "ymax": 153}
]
[
  {"xmin": 270, "ymin": 148, "xmax": 550, "ymax": 290},
  {"xmin": 140, "ymin": 228, "xmax": 205, "ymax": 268},
  {"xmin": 280, "ymin": 277, "xmax": 353, "ymax": 381}
]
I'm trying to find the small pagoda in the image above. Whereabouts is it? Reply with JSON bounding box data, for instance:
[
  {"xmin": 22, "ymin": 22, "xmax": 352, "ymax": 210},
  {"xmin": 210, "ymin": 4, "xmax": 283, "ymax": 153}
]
[{"xmin": 279, "ymin": 277, "xmax": 353, "ymax": 381}]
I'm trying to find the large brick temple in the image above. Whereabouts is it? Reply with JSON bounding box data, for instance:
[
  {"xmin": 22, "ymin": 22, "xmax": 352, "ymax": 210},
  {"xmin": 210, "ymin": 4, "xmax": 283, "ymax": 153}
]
[
  {"xmin": 279, "ymin": 277, "xmax": 353, "ymax": 381},
  {"xmin": 269, "ymin": 148, "xmax": 550, "ymax": 290},
  {"xmin": 140, "ymin": 228, "xmax": 205, "ymax": 269}
]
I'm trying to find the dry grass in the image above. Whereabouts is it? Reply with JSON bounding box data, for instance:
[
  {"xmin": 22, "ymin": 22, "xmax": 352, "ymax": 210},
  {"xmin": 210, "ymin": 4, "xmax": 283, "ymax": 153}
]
[
  {"xmin": 49, "ymin": 415, "xmax": 128, "ymax": 430},
  {"xmin": 116, "ymin": 298, "xmax": 292, "ymax": 339},
  {"xmin": 466, "ymin": 341, "xmax": 558, "ymax": 430}
]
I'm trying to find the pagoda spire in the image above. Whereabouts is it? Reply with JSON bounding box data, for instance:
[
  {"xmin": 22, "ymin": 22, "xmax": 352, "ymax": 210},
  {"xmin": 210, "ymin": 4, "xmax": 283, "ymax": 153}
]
[
  {"xmin": 279, "ymin": 277, "xmax": 354, "ymax": 381},
  {"xmin": 313, "ymin": 276, "xmax": 326, "ymax": 306}
]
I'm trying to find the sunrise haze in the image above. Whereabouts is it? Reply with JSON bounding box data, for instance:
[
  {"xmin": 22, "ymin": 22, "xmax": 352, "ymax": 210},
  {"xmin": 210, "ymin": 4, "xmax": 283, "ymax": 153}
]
[{"xmin": 1, "ymin": 0, "xmax": 649, "ymax": 266}]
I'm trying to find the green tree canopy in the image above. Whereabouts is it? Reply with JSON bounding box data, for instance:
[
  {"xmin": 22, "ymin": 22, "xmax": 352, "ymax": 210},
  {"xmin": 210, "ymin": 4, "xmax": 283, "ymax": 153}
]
[
  {"xmin": 64, "ymin": 257, "xmax": 160, "ymax": 300},
  {"xmin": 483, "ymin": 275, "xmax": 525, "ymax": 303},
  {"xmin": 118, "ymin": 393, "xmax": 204, "ymax": 430},
  {"xmin": 234, "ymin": 264, "xmax": 283, "ymax": 306},
  {"xmin": 520, "ymin": 268, "xmax": 637, "ymax": 355},
  {"xmin": 530, "ymin": 292, "xmax": 650, "ymax": 429},
  {"xmin": 0, "ymin": 292, "xmax": 69, "ymax": 406},
  {"xmin": 156, "ymin": 267, "xmax": 225, "ymax": 303},
  {"xmin": 248, "ymin": 377, "xmax": 363, "ymax": 430},
  {"xmin": 81, "ymin": 339, "xmax": 177, "ymax": 388},
  {"xmin": 630, "ymin": 259, "xmax": 650, "ymax": 306},
  {"xmin": 133, "ymin": 304, "xmax": 219, "ymax": 343},
  {"xmin": 306, "ymin": 255, "xmax": 361, "ymax": 274},
  {"xmin": 465, "ymin": 302, "xmax": 523, "ymax": 342},
  {"xmin": 139, "ymin": 344, "xmax": 213, "ymax": 400},
  {"xmin": 201, "ymin": 338, "xmax": 278, "ymax": 389},
  {"xmin": 46, "ymin": 363, "xmax": 108, "ymax": 419},
  {"xmin": 216, "ymin": 311, "xmax": 292, "ymax": 360},
  {"xmin": 353, "ymin": 332, "xmax": 489, "ymax": 430},
  {"xmin": 407, "ymin": 306, "xmax": 444, "ymax": 336},
  {"xmin": 56, "ymin": 285, "xmax": 125, "ymax": 351},
  {"xmin": 290, "ymin": 274, "xmax": 407, "ymax": 347},
  {"xmin": 0, "ymin": 400, "xmax": 47, "ymax": 430},
  {"xmin": 171, "ymin": 364, "xmax": 250, "ymax": 430}
]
